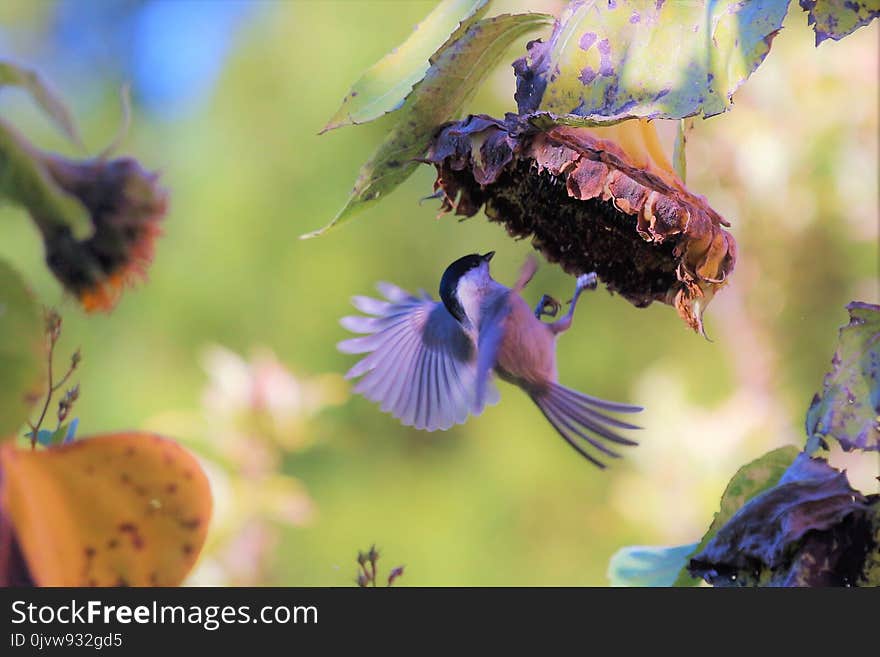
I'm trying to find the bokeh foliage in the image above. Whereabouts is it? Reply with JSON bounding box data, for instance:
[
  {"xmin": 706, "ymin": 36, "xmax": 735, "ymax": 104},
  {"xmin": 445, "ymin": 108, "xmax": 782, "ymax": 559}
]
[{"xmin": 0, "ymin": 0, "xmax": 876, "ymax": 585}]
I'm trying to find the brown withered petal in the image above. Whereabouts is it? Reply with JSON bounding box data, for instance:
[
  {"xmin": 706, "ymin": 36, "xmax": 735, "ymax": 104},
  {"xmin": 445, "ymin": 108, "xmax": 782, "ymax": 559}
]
[
  {"xmin": 425, "ymin": 114, "xmax": 736, "ymax": 334},
  {"xmin": 37, "ymin": 156, "xmax": 167, "ymax": 312}
]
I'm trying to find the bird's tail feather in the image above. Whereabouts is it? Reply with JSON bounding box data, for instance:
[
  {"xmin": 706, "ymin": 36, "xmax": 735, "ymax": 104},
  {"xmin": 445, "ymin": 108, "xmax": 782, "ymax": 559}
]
[{"xmin": 529, "ymin": 382, "xmax": 642, "ymax": 468}]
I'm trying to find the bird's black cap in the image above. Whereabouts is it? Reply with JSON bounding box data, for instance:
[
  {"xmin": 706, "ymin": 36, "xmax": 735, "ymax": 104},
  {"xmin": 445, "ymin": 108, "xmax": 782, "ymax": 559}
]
[{"xmin": 439, "ymin": 252, "xmax": 493, "ymax": 323}]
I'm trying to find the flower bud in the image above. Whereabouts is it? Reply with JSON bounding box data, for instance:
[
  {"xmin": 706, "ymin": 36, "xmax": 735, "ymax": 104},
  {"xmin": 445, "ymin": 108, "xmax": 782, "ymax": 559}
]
[{"xmin": 387, "ymin": 565, "xmax": 405, "ymax": 586}]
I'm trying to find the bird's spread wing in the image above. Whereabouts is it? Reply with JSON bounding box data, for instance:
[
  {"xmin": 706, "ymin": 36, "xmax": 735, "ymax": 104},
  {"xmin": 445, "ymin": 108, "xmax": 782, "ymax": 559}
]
[{"xmin": 338, "ymin": 282, "xmax": 499, "ymax": 431}]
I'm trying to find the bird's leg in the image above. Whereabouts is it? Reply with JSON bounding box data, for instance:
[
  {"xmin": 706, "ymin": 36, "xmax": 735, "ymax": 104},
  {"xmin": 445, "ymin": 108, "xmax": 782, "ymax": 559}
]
[
  {"xmin": 550, "ymin": 272, "xmax": 598, "ymax": 335},
  {"xmin": 512, "ymin": 254, "xmax": 538, "ymax": 293},
  {"xmin": 534, "ymin": 294, "xmax": 561, "ymax": 319}
]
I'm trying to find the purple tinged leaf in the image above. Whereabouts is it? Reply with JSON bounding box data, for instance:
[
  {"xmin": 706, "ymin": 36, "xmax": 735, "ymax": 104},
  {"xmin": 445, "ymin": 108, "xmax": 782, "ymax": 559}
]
[
  {"xmin": 799, "ymin": 0, "xmax": 879, "ymax": 45},
  {"xmin": 805, "ymin": 302, "xmax": 880, "ymax": 452},
  {"xmin": 688, "ymin": 454, "xmax": 875, "ymax": 587},
  {"xmin": 512, "ymin": 38, "xmax": 552, "ymax": 114},
  {"xmin": 513, "ymin": 0, "xmax": 790, "ymax": 121}
]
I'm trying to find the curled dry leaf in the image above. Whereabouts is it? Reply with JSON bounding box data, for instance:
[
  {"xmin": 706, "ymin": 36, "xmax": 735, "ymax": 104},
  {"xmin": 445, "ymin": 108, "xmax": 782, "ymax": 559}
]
[
  {"xmin": 0, "ymin": 433, "xmax": 211, "ymax": 586},
  {"xmin": 687, "ymin": 454, "xmax": 877, "ymax": 587},
  {"xmin": 425, "ymin": 114, "xmax": 736, "ymax": 333}
]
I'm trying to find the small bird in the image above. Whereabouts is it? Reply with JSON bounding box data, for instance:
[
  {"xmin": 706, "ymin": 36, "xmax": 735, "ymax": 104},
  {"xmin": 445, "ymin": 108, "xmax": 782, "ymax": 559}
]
[{"xmin": 338, "ymin": 252, "xmax": 642, "ymax": 467}]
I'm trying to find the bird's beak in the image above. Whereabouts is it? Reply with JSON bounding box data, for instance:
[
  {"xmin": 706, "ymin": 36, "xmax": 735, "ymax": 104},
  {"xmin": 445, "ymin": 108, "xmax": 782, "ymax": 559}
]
[{"xmin": 481, "ymin": 251, "xmax": 495, "ymax": 262}]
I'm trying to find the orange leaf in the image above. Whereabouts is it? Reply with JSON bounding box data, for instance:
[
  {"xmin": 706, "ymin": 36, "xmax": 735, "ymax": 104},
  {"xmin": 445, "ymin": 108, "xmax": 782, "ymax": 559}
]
[{"xmin": 0, "ymin": 433, "xmax": 211, "ymax": 586}]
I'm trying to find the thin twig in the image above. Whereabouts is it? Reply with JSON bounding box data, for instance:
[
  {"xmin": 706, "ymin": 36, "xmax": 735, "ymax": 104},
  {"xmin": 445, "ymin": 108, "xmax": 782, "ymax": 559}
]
[
  {"xmin": 51, "ymin": 366, "xmax": 74, "ymax": 393},
  {"xmin": 29, "ymin": 331, "xmax": 56, "ymax": 449}
]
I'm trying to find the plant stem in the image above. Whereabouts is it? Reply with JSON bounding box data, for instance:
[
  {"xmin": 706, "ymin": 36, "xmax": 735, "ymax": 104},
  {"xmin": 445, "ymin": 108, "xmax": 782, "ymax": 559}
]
[{"xmin": 29, "ymin": 332, "xmax": 56, "ymax": 449}]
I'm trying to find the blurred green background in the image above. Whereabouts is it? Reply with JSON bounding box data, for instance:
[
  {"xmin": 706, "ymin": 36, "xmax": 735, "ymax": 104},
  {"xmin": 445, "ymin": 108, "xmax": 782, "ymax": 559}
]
[{"xmin": 0, "ymin": 0, "xmax": 876, "ymax": 585}]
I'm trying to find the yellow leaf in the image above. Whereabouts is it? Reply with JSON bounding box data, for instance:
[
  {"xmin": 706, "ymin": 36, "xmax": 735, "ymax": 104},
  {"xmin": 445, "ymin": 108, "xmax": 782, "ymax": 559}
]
[{"xmin": 0, "ymin": 433, "xmax": 211, "ymax": 586}]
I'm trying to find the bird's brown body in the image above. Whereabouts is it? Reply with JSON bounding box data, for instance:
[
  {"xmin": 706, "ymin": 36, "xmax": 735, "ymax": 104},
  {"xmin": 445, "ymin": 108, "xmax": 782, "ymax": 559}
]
[{"xmin": 494, "ymin": 293, "xmax": 557, "ymax": 390}]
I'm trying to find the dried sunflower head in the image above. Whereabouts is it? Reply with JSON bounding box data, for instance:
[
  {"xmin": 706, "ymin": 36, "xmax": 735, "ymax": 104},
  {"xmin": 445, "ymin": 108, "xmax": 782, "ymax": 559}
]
[
  {"xmin": 425, "ymin": 114, "xmax": 736, "ymax": 334},
  {"xmin": 38, "ymin": 155, "xmax": 168, "ymax": 312}
]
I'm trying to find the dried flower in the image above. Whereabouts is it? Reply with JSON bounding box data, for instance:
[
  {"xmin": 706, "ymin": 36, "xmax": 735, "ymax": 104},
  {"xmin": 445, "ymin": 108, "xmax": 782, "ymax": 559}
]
[
  {"xmin": 425, "ymin": 114, "xmax": 736, "ymax": 334},
  {"xmin": 354, "ymin": 545, "xmax": 405, "ymax": 587},
  {"xmin": 387, "ymin": 565, "xmax": 405, "ymax": 586},
  {"xmin": 38, "ymin": 155, "xmax": 168, "ymax": 312},
  {"xmin": 56, "ymin": 384, "xmax": 79, "ymax": 423}
]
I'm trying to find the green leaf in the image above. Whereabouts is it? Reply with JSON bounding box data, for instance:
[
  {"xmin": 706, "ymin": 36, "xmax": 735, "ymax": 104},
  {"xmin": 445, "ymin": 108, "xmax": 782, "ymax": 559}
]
[
  {"xmin": 321, "ymin": 0, "xmax": 491, "ymax": 133},
  {"xmin": 0, "ymin": 259, "xmax": 46, "ymax": 441},
  {"xmin": 47, "ymin": 421, "xmax": 73, "ymax": 446},
  {"xmin": 303, "ymin": 12, "xmax": 552, "ymax": 239},
  {"xmin": 518, "ymin": 0, "xmax": 789, "ymax": 121},
  {"xmin": 25, "ymin": 418, "xmax": 79, "ymax": 446},
  {"xmin": 0, "ymin": 118, "xmax": 92, "ymax": 239},
  {"xmin": 805, "ymin": 302, "xmax": 880, "ymax": 452},
  {"xmin": 800, "ymin": 0, "xmax": 879, "ymax": 45},
  {"xmin": 0, "ymin": 60, "xmax": 82, "ymax": 146},
  {"xmin": 608, "ymin": 543, "xmax": 698, "ymax": 587},
  {"xmin": 673, "ymin": 445, "xmax": 800, "ymax": 586}
]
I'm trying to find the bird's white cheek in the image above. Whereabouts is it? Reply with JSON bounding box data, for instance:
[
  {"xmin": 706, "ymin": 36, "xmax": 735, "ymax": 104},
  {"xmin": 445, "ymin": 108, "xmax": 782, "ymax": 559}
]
[{"xmin": 456, "ymin": 278, "xmax": 484, "ymax": 326}]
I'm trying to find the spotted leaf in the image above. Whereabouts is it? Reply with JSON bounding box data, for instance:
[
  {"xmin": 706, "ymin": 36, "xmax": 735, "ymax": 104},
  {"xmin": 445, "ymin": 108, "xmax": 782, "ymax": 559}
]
[
  {"xmin": 0, "ymin": 433, "xmax": 212, "ymax": 586},
  {"xmin": 800, "ymin": 0, "xmax": 879, "ymax": 45},
  {"xmin": 515, "ymin": 0, "xmax": 789, "ymax": 121},
  {"xmin": 806, "ymin": 302, "xmax": 880, "ymax": 452}
]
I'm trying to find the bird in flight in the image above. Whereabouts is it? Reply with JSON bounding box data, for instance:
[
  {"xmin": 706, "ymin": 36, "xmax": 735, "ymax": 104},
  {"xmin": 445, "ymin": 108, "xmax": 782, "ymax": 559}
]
[{"xmin": 338, "ymin": 252, "xmax": 642, "ymax": 467}]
